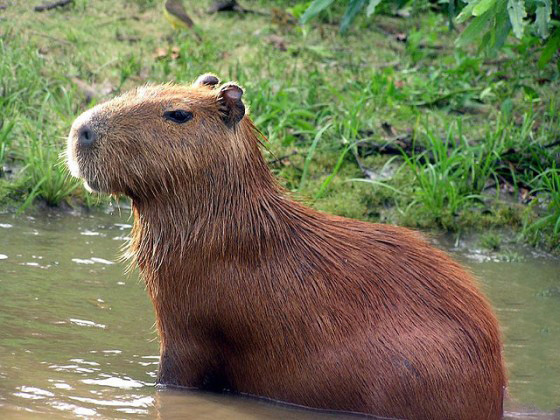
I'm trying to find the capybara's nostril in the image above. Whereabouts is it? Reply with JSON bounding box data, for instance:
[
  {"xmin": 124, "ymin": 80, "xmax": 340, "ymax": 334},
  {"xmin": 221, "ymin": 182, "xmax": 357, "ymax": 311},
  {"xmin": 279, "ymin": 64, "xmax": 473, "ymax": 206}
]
[{"xmin": 77, "ymin": 125, "xmax": 97, "ymax": 148}]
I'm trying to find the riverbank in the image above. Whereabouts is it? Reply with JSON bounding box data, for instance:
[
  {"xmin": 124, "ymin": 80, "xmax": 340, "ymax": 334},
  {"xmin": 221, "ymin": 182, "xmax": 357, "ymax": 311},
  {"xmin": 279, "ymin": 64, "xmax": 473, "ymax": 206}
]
[{"xmin": 0, "ymin": 0, "xmax": 558, "ymax": 250}]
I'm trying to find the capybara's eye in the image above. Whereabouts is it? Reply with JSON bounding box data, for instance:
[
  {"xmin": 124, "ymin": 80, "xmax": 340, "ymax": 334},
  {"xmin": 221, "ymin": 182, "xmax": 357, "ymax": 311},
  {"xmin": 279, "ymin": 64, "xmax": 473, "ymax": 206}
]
[{"xmin": 163, "ymin": 110, "xmax": 193, "ymax": 124}]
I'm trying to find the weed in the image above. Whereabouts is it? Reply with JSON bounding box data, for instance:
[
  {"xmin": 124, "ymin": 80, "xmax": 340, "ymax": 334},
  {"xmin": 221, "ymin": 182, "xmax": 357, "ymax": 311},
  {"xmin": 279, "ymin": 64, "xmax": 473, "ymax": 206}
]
[
  {"xmin": 353, "ymin": 120, "xmax": 502, "ymax": 229},
  {"xmin": 0, "ymin": 121, "xmax": 15, "ymax": 166},
  {"xmin": 479, "ymin": 233, "xmax": 502, "ymax": 251},
  {"xmin": 524, "ymin": 166, "xmax": 560, "ymax": 247},
  {"xmin": 19, "ymin": 124, "xmax": 80, "ymax": 209},
  {"xmin": 299, "ymin": 122, "xmax": 331, "ymax": 191}
]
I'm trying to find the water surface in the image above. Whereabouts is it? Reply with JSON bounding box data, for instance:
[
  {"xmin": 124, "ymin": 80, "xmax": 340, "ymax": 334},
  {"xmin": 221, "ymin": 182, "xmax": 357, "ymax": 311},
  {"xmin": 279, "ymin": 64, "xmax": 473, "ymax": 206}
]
[{"xmin": 0, "ymin": 210, "xmax": 558, "ymax": 419}]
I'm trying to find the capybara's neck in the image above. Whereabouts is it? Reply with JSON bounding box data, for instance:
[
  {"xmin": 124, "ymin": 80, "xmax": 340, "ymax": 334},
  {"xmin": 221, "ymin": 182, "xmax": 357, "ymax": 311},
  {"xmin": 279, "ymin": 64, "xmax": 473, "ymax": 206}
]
[{"xmin": 128, "ymin": 119, "xmax": 302, "ymax": 273}]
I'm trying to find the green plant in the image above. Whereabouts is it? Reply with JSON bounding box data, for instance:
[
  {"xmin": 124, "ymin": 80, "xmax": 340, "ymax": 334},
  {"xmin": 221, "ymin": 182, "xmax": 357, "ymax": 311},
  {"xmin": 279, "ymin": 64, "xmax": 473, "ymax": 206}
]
[
  {"xmin": 314, "ymin": 145, "xmax": 353, "ymax": 199},
  {"xmin": 399, "ymin": 129, "xmax": 481, "ymax": 226},
  {"xmin": 299, "ymin": 122, "xmax": 332, "ymax": 191},
  {"xmin": 479, "ymin": 232, "xmax": 502, "ymax": 250},
  {"xmin": 349, "ymin": 120, "xmax": 511, "ymax": 229},
  {"xmin": 456, "ymin": 0, "xmax": 559, "ymax": 66},
  {"xmin": 302, "ymin": 0, "xmax": 387, "ymax": 33},
  {"xmin": 20, "ymin": 128, "xmax": 80, "ymax": 209},
  {"xmin": 300, "ymin": 0, "xmax": 560, "ymax": 65},
  {"xmin": 524, "ymin": 166, "xmax": 560, "ymax": 243},
  {"xmin": 0, "ymin": 121, "xmax": 15, "ymax": 165}
]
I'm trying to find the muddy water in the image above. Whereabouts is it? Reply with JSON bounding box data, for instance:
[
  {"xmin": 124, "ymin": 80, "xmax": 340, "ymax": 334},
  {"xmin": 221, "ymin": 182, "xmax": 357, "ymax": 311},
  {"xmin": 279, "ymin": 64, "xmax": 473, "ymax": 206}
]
[{"xmin": 0, "ymin": 210, "xmax": 558, "ymax": 419}]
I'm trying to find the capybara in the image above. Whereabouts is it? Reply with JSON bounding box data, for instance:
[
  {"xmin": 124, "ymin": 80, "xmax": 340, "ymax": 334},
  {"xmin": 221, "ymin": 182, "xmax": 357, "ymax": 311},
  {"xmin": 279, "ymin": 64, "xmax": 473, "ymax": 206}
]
[{"xmin": 67, "ymin": 74, "xmax": 506, "ymax": 419}]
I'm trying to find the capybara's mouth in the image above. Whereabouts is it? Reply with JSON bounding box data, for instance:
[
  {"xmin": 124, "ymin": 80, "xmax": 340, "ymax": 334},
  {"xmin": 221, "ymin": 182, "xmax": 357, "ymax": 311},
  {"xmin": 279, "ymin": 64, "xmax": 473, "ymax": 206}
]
[
  {"xmin": 81, "ymin": 176, "xmax": 101, "ymax": 193},
  {"xmin": 74, "ymin": 161, "xmax": 111, "ymax": 194},
  {"xmin": 66, "ymin": 139, "xmax": 106, "ymax": 193}
]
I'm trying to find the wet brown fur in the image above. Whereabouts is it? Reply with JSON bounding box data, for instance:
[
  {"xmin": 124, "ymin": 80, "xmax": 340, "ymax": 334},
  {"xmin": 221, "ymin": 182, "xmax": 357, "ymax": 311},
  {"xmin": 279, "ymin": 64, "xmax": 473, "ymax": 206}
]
[{"xmin": 67, "ymin": 75, "xmax": 506, "ymax": 420}]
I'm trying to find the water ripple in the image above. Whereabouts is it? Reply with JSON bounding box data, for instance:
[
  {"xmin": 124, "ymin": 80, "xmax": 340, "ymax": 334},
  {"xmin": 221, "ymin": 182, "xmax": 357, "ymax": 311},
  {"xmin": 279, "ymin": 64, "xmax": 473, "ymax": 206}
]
[
  {"xmin": 81, "ymin": 376, "xmax": 146, "ymax": 389},
  {"xmin": 69, "ymin": 395, "xmax": 154, "ymax": 407},
  {"xmin": 71, "ymin": 257, "xmax": 114, "ymax": 265},
  {"xmin": 50, "ymin": 401, "xmax": 97, "ymax": 417},
  {"xmin": 14, "ymin": 386, "xmax": 55, "ymax": 400},
  {"xmin": 69, "ymin": 318, "xmax": 106, "ymax": 329}
]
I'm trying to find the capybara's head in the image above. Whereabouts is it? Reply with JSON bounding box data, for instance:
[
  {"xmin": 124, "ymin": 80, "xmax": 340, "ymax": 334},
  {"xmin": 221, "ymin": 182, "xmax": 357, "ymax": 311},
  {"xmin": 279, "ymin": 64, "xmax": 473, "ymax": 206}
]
[{"xmin": 67, "ymin": 74, "xmax": 252, "ymax": 199}]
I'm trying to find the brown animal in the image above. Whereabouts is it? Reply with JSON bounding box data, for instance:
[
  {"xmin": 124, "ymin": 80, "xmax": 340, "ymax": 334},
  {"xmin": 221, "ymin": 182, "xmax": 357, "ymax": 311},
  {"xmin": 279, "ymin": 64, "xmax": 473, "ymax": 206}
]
[{"xmin": 66, "ymin": 74, "xmax": 506, "ymax": 420}]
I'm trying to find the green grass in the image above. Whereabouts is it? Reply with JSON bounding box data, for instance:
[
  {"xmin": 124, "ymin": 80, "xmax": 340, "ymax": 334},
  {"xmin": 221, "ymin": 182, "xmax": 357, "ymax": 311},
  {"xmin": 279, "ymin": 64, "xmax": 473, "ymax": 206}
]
[
  {"xmin": 0, "ymin": 0, "xmax": 558, "ymax": 250},
  {"xmin": 524, "ymin": 166, "xmax": 560, "ymax": 248},
  {"xmin": 479, "ymin": 232, "xmax": 503, "ymax": 251}
]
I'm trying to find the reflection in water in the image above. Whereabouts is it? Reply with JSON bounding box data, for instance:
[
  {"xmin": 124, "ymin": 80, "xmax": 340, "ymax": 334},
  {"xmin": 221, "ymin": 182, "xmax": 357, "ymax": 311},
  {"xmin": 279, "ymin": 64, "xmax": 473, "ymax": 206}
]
[
  {"xmin": 0, "ymin": 210, "xmax": 559, "ymax": 419},
  {"xmin": 153, "ymin": 388, "xmax": 370, "ymax": 420}
]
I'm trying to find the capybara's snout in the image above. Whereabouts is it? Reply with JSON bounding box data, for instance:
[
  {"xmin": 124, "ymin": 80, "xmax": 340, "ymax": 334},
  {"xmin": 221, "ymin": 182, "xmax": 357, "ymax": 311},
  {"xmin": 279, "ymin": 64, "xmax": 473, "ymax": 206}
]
[{"xmin": 66, "ymin": 106, "xmax": 117, "ymax": 193}]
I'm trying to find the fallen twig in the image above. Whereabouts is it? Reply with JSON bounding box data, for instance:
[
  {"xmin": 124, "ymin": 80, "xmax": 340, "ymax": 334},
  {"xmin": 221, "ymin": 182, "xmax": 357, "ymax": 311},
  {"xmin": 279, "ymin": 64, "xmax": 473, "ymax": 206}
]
[
  {"xmin": 268, "ymin": 150, "xmax": 298, "ymax": 166},
  {"xmin": 356, "ymin": 135, "xmax": 419, "ymax": 157},
  {"xmin": 34, "ymin": 0, "xmax": 73, "ymax": 12}
]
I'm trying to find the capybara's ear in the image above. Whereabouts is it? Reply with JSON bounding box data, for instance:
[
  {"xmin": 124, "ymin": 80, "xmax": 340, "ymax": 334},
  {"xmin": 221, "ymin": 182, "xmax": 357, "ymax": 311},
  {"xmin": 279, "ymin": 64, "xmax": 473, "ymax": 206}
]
[
  {"xmin": 194, "ymin": 73, "xmax": 220, "ymax": 88},
  {"xmin": 218, "ymin": 83, "xmax": 245, "ymax": 128}
]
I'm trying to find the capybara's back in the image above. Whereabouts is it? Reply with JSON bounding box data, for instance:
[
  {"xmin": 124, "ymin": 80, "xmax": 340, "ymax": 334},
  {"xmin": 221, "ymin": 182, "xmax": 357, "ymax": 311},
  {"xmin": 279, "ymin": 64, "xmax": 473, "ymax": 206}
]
[{"xmin": 66, "ymin": 74, "xmax": 506, "ymax": 419}]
